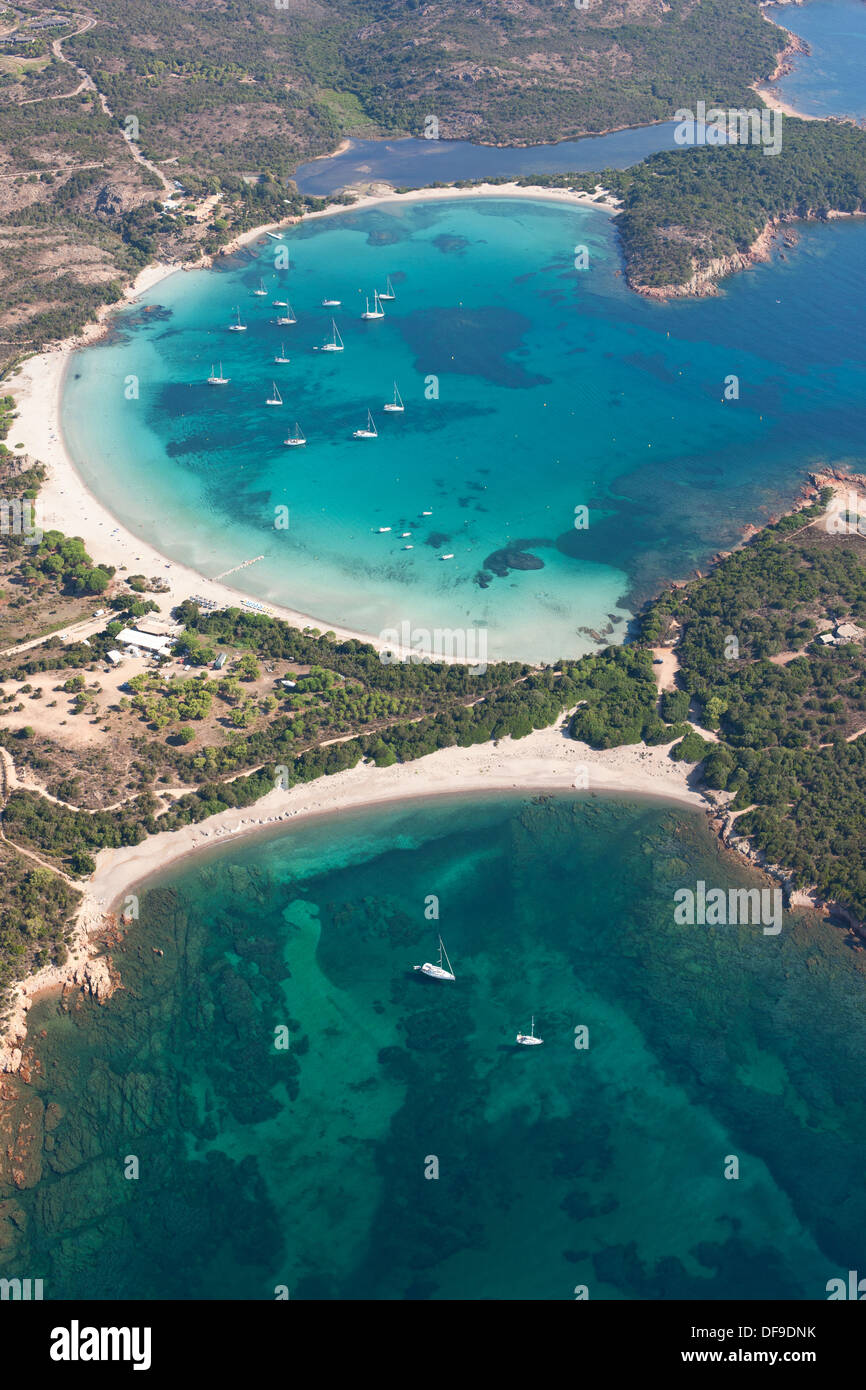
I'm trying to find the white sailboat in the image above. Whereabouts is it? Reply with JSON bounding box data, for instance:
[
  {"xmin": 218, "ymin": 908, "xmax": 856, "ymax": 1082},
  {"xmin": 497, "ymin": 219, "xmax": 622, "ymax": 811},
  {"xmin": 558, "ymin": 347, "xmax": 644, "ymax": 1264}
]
[
  {"xmin": 207, "ymin": 361, "xmax": 229, "ymax": 385},
  {"xmin": 321, "ymin": 319, "xmax": 344, "ymax": 352},
  {"xmin": 274, "ymin": 344, "xmax": 290, "ymax": 363},
  {"xmin": 361, "ymin": 290, "xmax": 385, "ymax": 320},
  {"xmin": 228, "ymin": 306, "xmax": 247, "ymax": 332},
  {"xmin": 253, "ymin": 278, "xmax": 267, "ymax": 296},
  {"xmin": 379, "ymin": 276, "xmax": 396, "ymax": 301},
  {"xmin": 353, "ymin": 409, "xmax": 377, "ymax": 439},
  {"xmin": 284, "ymin": 422, "xmax": 306, "ymax": 447},
  {"xmin": 516, "ymin": 1016, "xmax": 543, "ymax": 1046},
  {"xmin": 276, "ymin": 301, "xmax": 297, "ymax": 326},
  {"xmin": 414, "ymin": 936, "xmax": 455, "ymax": 981},
  {"xmin": 322, "ymin": 297, "xmax": 341, "ymax": 307},
  {"xmin": 383, "ymin": 381, "xmax": 404, "ymax": 413},
  {"xmin": 265, "ymin": 382, "xmax": 283, "ymax": 406}
]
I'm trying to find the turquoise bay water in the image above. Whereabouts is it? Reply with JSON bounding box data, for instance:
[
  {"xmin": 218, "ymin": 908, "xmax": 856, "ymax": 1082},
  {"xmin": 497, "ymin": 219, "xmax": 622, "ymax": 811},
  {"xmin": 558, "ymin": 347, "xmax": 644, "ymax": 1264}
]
[
  {"xmin": 772, "ymin": 0, "xmax": 866, "ymax": 120},
  {"xmin": 62, "ymin": 198, "xmax": 866, "ymax": 662},
  {"xmin": 7, "ymin": 794, "xmax": 866, "ymax": 1300}
]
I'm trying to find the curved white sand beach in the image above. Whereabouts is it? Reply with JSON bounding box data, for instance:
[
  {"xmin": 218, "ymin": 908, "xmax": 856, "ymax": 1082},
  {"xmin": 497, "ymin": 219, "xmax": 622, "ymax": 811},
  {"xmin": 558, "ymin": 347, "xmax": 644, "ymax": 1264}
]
[
  {"xmin": 7, "ymin": 184, "xmax": 618, "ymax": 666},
  {"xmin": 0, "ymin": 723, "xmax": 706, "ymax": 1068}
]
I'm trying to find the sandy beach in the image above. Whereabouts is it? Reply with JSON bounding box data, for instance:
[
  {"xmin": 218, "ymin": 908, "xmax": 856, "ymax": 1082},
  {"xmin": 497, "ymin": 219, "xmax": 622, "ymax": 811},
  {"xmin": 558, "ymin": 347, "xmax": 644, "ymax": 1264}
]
[
  {"xmin": 753, "ymin": 85, "xmax": 818, "ymax": 120},
  {"xmin": 0, "ymin": 179, "xmax": 683, "ymax": 1070},
  {"xmin": 5, "ymin": 183, "xmax": 617, "ymax": 666},
  {"xmin": 0, "ymin": 720, "xmax": 707, "ymax": 1068}
]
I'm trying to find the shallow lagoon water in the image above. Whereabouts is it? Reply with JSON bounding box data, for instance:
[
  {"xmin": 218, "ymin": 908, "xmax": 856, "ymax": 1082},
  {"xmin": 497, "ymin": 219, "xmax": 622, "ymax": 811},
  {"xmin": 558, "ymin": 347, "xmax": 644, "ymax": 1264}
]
[
  {"xmin": 62, "ymin": 198, "xmax": 866, "ymax": 661},
  {"xmin": 293, "ymin": 122, "xmax": 687, "ymax": 195}
]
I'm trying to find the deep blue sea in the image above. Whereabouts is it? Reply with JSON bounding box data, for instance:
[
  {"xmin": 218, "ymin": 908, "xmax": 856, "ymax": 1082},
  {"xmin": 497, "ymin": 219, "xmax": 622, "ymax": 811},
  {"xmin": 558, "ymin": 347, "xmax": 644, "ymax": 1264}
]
[
  {"xmin": 771, "ymin": 0, "xmax": 866, "ymax": 120},
  {"xmin": 62, "ymin": 197, "xmax": 866, "ymax": 661},
  {"xmin": 18, "ymin": 40, "xmax": 866, "ymax": 1303},
  {"xmin": 7, "ymin": 794, "xmax": 866, "ymax": 1300}
]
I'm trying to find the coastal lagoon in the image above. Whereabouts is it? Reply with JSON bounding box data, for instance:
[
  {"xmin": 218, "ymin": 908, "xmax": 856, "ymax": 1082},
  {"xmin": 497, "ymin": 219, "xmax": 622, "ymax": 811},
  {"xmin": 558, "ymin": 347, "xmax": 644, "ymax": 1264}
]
[
  {"xmin": 293, "ymin": 122, "xmax": 687, "ymax": 196},
  {"xmin": 62, "ymin": 197, "xmax": 866, "ymax": 662},
  {"xmin": 5, "ymin": 793, "xmax": 866, "ymax": 1300}
]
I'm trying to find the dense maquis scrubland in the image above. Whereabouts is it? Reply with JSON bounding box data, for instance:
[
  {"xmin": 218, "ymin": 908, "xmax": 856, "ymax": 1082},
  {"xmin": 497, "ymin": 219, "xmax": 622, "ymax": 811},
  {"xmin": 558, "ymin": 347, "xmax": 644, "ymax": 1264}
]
[
  {"xmin": 6, "ymin": 483, "xmax": 866, "ymax": 1002},
  {"xmin": 0, "ymin": 0, "xmax": 843, "ymax": 363},
  {"xmin": 60, "ymin": 0, "xmax": 781, "ymax": 163}
]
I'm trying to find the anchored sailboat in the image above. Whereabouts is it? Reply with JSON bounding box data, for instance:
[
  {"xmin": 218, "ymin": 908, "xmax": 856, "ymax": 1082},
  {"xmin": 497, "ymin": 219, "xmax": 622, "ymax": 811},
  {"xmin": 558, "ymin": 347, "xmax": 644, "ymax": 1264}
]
[
  {"xmin": 353, "ymin": 409, "xmax": 378, "ymax": 439},
  {"xmin": 265, "ymin": 383, "xmax": 283, "ymax": 406},
  {"xmin": 207, "ymin": 362, "xmax": 229, "ymax": 385},
  {"xmin": 252, "ymin": 278, "xmax": 267, "ymax": 296},
  {"xmin": 284, "ymin": 422, "xmax": 306, "ymax": 447},
  {"xmin": 321, "ymin": 319, "xmax": 344, "ymax": 352},
  {"xmin": 383, "ymin": 381, "xmax": 404, "ymax": 413},
  {"xmin": 379, "ymin": 276, "xmax": 396, "ymax": 301},
  {"xmin": 274, "ymin": 344, "xmax": 290, "ymax": 363},
  {"xmin": 276, "ymin": 302, "xmax": 297, "ymax": 326},
  {"xmin": 361, "ymin": 290, "xmax": 385, "ymax": 320},
  {"xmin": 414, "ymin": 936, "xmax": 455, "ymax": 981},
  {"xmin": 516, "ymin": 1016, "xmax": 543, "ymax": 1046},
  {"xmin": 228, "ymin": 306, "xmax": 246, "ymax": 332}
]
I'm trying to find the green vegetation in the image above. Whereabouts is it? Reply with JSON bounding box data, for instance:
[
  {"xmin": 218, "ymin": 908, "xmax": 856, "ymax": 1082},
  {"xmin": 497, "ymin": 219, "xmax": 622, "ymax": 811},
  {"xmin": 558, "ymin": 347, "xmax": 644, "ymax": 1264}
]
[
  {"xmin": 642, "ymin": 490, "xmax": 866, "ymax": 917},
  {"xmin": 614, "ymin": 121, "xmax": 866, "ymax": 289},
  {"xmin": 23, "ymin": 530, "xmax": 114, "ymax": 596},
  {"xmin": 0, "ymin": 844, "xmax": 79, "ymax": 994},
  {"xmin": 8, "ymin": 483, "xmax": 866, "ymax": 994}
]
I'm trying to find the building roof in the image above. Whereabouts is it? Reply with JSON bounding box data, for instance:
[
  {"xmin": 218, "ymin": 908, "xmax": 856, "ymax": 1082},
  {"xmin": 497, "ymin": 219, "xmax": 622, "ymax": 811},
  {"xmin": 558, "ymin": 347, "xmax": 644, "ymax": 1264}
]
[
  {"xmin": 134, "ymin": 616, "xmax": 177, "ymax": 636},
  {"xmin": 116, "ymin": 627, "xmax": 172, "ymax": 653}
]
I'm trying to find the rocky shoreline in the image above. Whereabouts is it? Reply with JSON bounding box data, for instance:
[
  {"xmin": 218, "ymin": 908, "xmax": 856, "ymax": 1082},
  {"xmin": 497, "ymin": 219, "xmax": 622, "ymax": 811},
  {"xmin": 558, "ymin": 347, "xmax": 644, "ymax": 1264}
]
[
  {"xmin": 704, "ymin": 468, "xmax": 866, "ymax": 949},
  {"xmin": 630, "ymin": 220, "xmax": 779, "ymax": 301},
  {"xmin": 631, "ymin": 205, "xmax": 864, "ymax": 301}
]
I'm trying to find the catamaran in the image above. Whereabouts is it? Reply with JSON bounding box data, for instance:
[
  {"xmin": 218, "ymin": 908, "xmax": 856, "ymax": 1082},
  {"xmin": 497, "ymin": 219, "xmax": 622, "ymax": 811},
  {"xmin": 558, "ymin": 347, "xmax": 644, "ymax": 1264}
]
[
  {"xmin": 228, "ymin": 306, "xmax": 246, "ymax": 332},
  {"xmin": 516, "ymin": 1016, "xmax": 543, "ymax": 1046},
  {"xmin": 284, "ymin": 422, "xmax": 306, "ymax": 446},
  {"xmin": 383, "ymin": 382, "xmax": 404, "ymax": 413},
  {"xmin": 353, "ymin": 409, "xmax": 378, "ymax": 439},
  {"xmin": 274, "ymin": 344, "xmax": 290, "ymax": 363},
  {"xmin": 276, "ymin": 302, "xmax": 297, "ymax": 326},
  {"xmin": 321, "ymin": 319, "xmax": 344, "ymax": 352},
  {"xmin": 322, "ymin": 296, "xmax": 341, "ymax": 307},
  {"xmin": 361, "ymin": 290, "xmax": 385, "ymax": 320},
  {"xmin": 414, "ymin": 936, "xmax": 455, "ymax": 981},
  {"xmin": 253, "ymin": 278, "xmax": 267, "ymax": 296},
  {"xmin": 265, "ymin": 383, "xmax": 283, "ymax": 406},
  {"xmin": 207, "ymin": 362, "xmax": 229, "ymax": 385},
  {"xmin": 379, "ymin": 276, "xmax": 396, "ymax": 301}
]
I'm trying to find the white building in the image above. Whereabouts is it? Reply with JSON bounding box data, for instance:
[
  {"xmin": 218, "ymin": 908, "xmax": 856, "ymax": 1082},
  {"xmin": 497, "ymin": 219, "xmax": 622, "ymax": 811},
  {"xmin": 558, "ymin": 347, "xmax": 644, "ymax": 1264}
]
[{"xmin": 116, "ymin": 627, "xmax": 173, "ymax": 657}]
